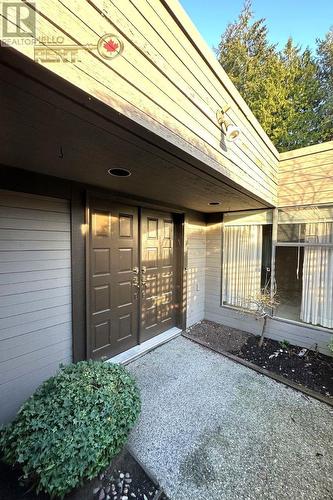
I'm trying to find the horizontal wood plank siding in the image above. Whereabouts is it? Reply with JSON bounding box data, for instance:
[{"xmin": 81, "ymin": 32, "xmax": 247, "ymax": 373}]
[
  {"xmin": 204, "ymin": 218, "xmax": 333, "ymax": 356},
  {"xmin": 185, "ymin": 213, "xmax": 206, "ymax": 327},
  {"xmin": 278, "ymin": 141, "xmax": 333, "ymax": 207},
  {"xmin": 0, "ymin": 190, "xmax": 72, "ymax": 424},
  {"xmin": 263, "ymin": 319, "xmax": 333, "ymax": 355},
  {"xmin": 1, "ymin": 0, "xmax": 278, "ymax": 206}
]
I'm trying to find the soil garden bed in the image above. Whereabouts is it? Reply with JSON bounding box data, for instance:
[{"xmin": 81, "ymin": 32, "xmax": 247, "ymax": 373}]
[
  {"xmin": 0, "ymin": 447, "xmax": 168, "ymax": 500},
  {"xmin": 184, "ymin": 320, "xmax": 333, "ymax": 401}
]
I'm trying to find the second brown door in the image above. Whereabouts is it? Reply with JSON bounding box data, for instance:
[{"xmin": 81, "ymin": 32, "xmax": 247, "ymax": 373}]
[{"xmin": 140, "ymin": 209, "xmax": 177, "ymax": 342}]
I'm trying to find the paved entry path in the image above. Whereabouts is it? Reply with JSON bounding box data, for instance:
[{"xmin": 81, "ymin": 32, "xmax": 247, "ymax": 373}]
[{"xmin": 127, "ymin": 336, "xmax": 333, "ymax": 500}]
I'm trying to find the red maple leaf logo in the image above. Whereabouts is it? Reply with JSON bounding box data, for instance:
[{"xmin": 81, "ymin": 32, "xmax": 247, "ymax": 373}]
[{"xmin": 103, "ymin": 38, "xmax": 119, "ymax": 53}]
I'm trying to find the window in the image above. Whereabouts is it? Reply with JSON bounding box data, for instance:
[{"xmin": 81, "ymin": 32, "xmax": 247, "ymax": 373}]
[
  {"xmin": 275, "ymin": 206, "xmax": 333, "ymax": 328},
  {"xmin": 222, "ymin": 210, "xmax": 272, "ymax": 310},
  {"xmin": 221, "ymin": 205, "xmax": 333, "ymax": 329}
]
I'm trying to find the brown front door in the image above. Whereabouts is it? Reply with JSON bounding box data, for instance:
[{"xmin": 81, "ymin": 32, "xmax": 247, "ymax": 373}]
[
  {"xmin": 140, "ymin": 209, "xmax": 177, "ymax": 342},
  {"xmin": 89, "ymin": 199, "xmax": 139, "ymax": 359},
  {"xmin": 88, "ymin": 201, "xmax": 178, "ymax": 359}
]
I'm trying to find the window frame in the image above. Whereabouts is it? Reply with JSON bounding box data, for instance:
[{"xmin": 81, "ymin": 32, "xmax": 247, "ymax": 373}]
[
  {"xmin": 272, "ymin": 205, "xmax": 333, "ymax": 329},
  {"xmin": 220, "ymin": 208, "xmax": 273, "ymax": 312},
  {"xmin": 220, "ymin": 205, "xmax": 333, "ymax": 332}
]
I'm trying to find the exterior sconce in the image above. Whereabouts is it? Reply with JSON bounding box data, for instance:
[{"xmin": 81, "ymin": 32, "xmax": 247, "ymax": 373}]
[{"xmin": 216, "ymin": 105, "xmax": 241, "ymax": 142}]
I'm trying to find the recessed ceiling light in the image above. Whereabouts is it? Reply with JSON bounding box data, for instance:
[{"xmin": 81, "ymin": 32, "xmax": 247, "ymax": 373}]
[
  {"xmin": 107, "ymin": 168, "xmax": 131, "ymax": 177},
  {"xmin": 208, "ymin": 201, "xmax": 221, "ymax": 206}
]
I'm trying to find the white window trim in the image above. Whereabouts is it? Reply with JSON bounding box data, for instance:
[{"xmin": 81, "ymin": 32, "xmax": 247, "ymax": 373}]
[
  {"xmin": 272, "ymin": 315, "xmax": 333, "ymax": 334},
  {"xmin": 275, "ymin": 242, "xmax": 333, "ymax": 248}
]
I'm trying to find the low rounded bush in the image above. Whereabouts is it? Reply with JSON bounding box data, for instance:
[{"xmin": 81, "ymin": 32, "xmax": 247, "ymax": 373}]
[{"xmin": 0, "ymin": 361, "xmax": 141, "ymax": 498}]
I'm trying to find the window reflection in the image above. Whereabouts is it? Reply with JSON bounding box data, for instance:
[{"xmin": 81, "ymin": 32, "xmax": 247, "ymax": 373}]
[
  {"xmin": 275, "ymin": 247, "xmax": 303, "ymax": 322},
  {"xmin": 275, "ymin": 207, "xmax": 333, "ymax": 328},
  {"xmin": 93, "ymin": 212, "xmax": 111, "ymax": 237}
]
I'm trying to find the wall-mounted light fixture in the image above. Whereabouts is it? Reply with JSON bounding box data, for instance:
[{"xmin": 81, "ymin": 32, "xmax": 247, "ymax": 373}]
[{"xmin": 216, "ymin": 105, "xmax": 240, "ymax": 142}]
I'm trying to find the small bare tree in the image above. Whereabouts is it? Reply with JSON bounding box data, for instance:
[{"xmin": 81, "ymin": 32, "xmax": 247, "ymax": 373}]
[{"xmin": 248, "ymin": 285, "xmax": 279, "ymax": 348}]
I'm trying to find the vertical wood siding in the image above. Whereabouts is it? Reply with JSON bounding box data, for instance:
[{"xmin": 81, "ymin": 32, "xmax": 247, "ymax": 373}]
[
  {"xmin": 0, "ymin": 190, "xmax": 72, "ymax": 424},
  {"xmin": 279, "ymin": 141, "xmax": 333, "ymax": 207},
  {"xmin": 185, "ymin": 213, "xmax": 206, "ymax": 327}
]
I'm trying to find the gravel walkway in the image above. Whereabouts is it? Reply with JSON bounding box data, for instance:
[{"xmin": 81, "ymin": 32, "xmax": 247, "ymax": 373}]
[{"xmin": 127, "ymin": 336, "xmax": 333, "ymax": 500}]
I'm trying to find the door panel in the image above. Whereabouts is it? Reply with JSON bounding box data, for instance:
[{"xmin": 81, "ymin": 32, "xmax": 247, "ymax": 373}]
[
  {"xmin": 140, "ymin": 210, "xmax": 177, "ymax": 341},
  {"xmin": 89, "ymin": 200, "xmax": 139, "ymax": 359}
]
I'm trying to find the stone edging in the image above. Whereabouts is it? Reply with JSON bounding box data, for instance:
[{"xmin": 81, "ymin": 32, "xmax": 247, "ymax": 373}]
[{"xmin": 126, "ymin": 446, "xmax": 166, "ymax": 500}]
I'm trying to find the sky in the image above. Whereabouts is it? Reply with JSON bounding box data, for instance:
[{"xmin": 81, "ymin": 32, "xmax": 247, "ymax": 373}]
[{"xmin": 180, "ymin": 0, "xmax": 333, "ymax": 53}]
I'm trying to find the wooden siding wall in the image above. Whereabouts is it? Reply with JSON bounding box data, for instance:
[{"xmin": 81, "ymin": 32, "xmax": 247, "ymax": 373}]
[
  {"xmin": 0, "ymin": 190, "xmax": 73, "ymax": 424},
  {"xmin": 205, "ymin": 219, "xmax": 333, "ymax": 356},
  {"xmin": 1, "ymin": 0, "xmax": 278, "ymax": 206},
  {"xmin": 185, "ymin": 213, "xmax": 206, "ymax": 327},
  {"xmin": 279, "ymin": 141, "xmax": 333, "ymax": 207}
]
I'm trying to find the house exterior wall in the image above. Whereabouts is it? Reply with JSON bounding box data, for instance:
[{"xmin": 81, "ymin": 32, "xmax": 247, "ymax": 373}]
[
  {"xmin": 185, "ymin": 212, "xmax": 206, "ymax": 327},
  {"xmin": 279, "ymin": 141, "xmax": 333, "ymax": 207},
  {"xmin": 204, "ymin": 211, "xmax": 333, "ymax": 356},
  {"xmin": 0, "ymin": 1, "xmax": 332, "ymax": 428},
  {"xmin": 0, "ymin": 190, "xmax": 73, "ymax": 424},
  {"xmin": 2, "ymin": 0, "xmax": 279, "ymax": 207},
  {"xmin": 0, "ymin": 169, "xmax": 210, "ymax": 422}
]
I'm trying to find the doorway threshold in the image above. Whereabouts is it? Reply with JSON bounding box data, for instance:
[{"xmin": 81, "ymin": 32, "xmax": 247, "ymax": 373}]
[{"xmin": 107, "ymin": 327, "xmax": 182, "ymax": 365}]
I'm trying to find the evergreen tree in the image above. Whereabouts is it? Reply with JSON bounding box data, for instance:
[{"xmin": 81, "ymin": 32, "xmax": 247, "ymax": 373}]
[
  {"xmin": 317, "ymin": 28, "xmax": 333, "ymax": 141},
  {"xmin": 276, "ymin": 39, "xmax": 324, "ymax": 150},
  {"xmin": 217, "ymin": 1, "xmax": 329, "ymax": 151},
  {"xmin": 216, "ymin": 0, "xmax": 280, "ymax": 124}
]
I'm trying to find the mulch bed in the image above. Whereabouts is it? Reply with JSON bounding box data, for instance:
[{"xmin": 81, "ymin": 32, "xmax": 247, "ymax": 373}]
[
  {"xmin": 0, "ymin": 448, "xmax": 168, "ymax": 500},
  {"xmin": 185, "ymin": 320, "xmax": 333, "ymax": 399}
]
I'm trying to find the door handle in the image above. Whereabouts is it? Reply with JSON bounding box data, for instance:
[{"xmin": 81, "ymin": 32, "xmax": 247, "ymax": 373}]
[
  {"xmin": 141, "ymin": 267, "xmax": 147, "ymax": 296},
  {"xmin": 132, "ymin": 276, "xmax": 140, "ymax": 288},
  {"xmin": 133, "ymin": 266, "xmax": 139, "ymax": 274},
  {"xmin": 141, "ymin": 277, "xmax": 147, "ymax": 297},
  {"xmin": 141, "ymin": 278, "xmax": 147, "ymax": 298}
]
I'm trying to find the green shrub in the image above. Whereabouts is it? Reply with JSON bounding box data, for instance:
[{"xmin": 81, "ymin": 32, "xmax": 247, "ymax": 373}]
[
  {"xmin": 279, "ymin": 339, "xmax": 291, "ymax": 350},
  {"xmin": 0, "ymin": 361, "xmax": 141, "ymax": 498}
]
